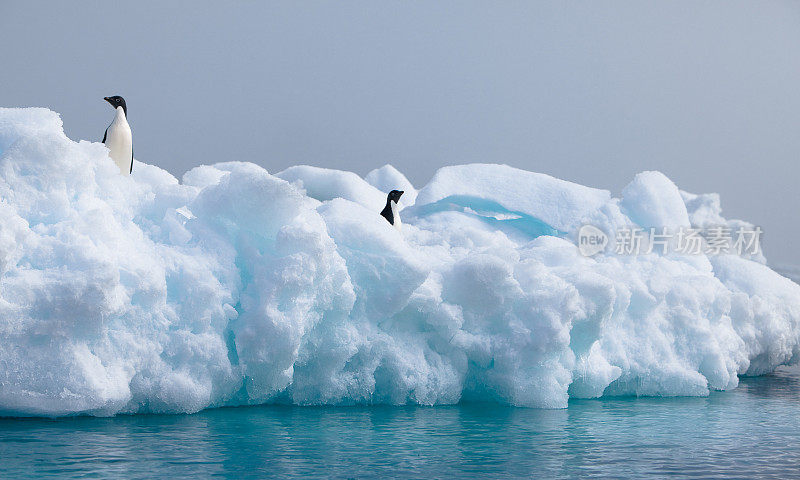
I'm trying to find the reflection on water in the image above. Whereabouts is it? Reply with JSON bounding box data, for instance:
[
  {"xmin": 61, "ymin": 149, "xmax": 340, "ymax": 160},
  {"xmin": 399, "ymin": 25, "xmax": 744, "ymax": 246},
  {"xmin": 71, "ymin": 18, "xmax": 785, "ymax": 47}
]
[{"xmin": 2, "ymin": 368, "xmax": 800, "ymax": 479}]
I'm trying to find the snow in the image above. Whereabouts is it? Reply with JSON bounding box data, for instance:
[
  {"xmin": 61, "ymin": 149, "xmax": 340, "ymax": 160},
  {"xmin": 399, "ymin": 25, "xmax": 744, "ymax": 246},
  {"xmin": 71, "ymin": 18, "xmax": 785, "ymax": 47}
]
[
  {"xmin": 1, "ymin": 107, "xmax": 799, "ymax": 417},
  {"xmin": 276, "ymin": 165, "xmax": 384, "ymax": 210},
  {"xmin": 365, "ymin": 164, "xmax": 417, "ymax": 207},
  {"xmin": 621, "ymin": 171, "xmax": 690, "ymax": 230},
  {"xmin": 414, "ymin": 163, "xmax": 611, "ymax": 233}
]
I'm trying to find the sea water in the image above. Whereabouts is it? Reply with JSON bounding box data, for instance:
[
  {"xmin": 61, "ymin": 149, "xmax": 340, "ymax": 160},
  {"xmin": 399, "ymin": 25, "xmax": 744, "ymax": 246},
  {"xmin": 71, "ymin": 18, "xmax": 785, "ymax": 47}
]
[{"xmin": 2, "ymin": 367, "xmax": 799, "ymax": 479}]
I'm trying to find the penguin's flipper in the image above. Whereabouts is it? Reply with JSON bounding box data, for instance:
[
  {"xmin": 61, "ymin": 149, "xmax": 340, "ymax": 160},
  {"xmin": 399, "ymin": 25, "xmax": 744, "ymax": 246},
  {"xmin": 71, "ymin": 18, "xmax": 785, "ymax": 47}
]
[
  {"xmin": 130, "ymin": 148, "xmax": 134, "ymax": 174},
  {"xmin": 102, "ymin": 127, "xmax": 108, "ymax": 143},
  {"xmin": 380, "ymin": 205, "xmax": 393, "ymax": 225}
]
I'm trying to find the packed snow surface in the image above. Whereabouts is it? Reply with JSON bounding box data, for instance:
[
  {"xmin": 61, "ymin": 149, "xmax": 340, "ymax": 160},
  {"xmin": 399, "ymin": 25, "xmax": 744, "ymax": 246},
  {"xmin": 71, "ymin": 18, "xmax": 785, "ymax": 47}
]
[{"xmin": 1, "ymin": 107, "xmax": 799, "ymax": 417}]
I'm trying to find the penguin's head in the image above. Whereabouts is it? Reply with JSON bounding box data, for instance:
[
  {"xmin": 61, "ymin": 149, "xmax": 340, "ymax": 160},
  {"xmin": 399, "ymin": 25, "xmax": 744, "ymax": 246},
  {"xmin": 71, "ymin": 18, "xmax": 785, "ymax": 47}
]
[
  {"xmin": 387, "ymin": 190, "xmax": 404, "ymax": 203},
  {"xmin": 104, "ymin": 96, "xmax": 127, "ymax": 115}
]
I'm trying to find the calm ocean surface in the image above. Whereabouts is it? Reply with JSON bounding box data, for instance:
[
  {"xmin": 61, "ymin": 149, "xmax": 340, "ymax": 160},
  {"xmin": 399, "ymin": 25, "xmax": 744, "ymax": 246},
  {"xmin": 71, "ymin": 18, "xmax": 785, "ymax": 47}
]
[{"xmin": 2, "ymin": 367, "xmax": 800, "ymax": 479}]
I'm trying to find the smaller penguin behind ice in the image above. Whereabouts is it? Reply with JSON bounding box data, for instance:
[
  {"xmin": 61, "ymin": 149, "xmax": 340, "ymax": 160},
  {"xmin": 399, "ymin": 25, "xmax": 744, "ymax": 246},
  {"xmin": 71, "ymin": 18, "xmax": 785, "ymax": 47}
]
[
  {"xmin": 380, "ymin": 190, "xmax": 404, "ymax": 231},
  {"xmin": 102, "ymin": 96, "xmax": 133, "ymax": 174}
]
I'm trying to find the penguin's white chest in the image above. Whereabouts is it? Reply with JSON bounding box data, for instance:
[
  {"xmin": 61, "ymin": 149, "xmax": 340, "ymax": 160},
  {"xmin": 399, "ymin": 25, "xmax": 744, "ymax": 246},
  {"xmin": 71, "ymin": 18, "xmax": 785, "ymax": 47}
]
[
  {"xmin": 391, "ymin": 200, "xmax": 402, "ymax": 231},
  {"xmin": 105, "ymin": 107, "xmax": 132, "ymax": 174}
]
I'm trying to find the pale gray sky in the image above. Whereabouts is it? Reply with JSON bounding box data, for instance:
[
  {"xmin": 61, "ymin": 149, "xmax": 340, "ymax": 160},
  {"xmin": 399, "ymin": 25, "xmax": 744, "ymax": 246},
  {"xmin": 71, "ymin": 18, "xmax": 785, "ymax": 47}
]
[{"xmin": 2, "ymin": 1, "xmax": 799, "ymax": 264}]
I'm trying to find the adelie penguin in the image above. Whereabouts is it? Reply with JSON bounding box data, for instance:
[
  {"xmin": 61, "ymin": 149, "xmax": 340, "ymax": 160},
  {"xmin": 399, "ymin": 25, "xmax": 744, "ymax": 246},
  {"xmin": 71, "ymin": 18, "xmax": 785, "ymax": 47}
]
[
  {"xmin": 380, "ymin": 190, "xmax": 404, "ymax": 231},
  {"xmin": 102, "ymin": 96, "xmax": 133, "ymax": 174}
]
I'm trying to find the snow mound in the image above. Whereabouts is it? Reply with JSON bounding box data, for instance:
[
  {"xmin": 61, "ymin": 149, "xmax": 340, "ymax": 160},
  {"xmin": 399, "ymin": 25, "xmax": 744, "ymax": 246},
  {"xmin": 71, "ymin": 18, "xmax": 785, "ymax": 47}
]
[
  {"xmin": 365, "ymin": 164, "xmax": 417, "ymax": 207},
  {"xmin": 621, "ymin": 171, "xmax": 690, "ymax": 230},
  {"xmin": 1, "ymin": 107, "xmax": 799, "ymax": 417},
  {"xmin": 415, "ymin": 163, "xmax": 610, "ymax": 232},
  {"xmin": 277, "ymin": 165, "xmax": 384, "ymax": 210}
]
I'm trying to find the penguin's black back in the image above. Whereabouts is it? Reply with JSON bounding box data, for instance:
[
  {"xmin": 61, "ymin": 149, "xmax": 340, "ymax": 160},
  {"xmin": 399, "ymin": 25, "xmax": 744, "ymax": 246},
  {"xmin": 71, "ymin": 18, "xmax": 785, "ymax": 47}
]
[{"xmin": 380, "ymin": 202, "xmax": 394, "ymax": 225}]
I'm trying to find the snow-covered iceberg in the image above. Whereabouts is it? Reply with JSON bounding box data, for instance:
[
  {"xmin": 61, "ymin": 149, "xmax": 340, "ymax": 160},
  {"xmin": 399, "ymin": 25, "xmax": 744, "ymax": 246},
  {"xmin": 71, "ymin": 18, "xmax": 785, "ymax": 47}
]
[{"xmin": 1, "ymin": 107, "xmax": 798, "ymax": 417}]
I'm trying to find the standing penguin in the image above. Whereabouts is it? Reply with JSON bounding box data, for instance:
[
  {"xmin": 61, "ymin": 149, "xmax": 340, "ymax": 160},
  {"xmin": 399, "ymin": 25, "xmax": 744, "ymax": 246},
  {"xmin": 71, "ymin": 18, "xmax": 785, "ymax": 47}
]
[
  {"xmin": 380, "ymin": 190, "xmax": 404, "ymax": 231},
  {"xmin": 102, "ymin": 96, "xmax": 133, "ymax": 174}
]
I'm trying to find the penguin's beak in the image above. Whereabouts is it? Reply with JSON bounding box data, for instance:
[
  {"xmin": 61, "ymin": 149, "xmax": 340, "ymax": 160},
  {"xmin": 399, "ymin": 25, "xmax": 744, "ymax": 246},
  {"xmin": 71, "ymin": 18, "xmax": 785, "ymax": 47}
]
[
  {"xmin": 103, "ymin": 97, "xmax": 112, "ymax": 105},
  {"xmin": 398, "ymin": 191, "xmax": 404, "ymax": 197}
]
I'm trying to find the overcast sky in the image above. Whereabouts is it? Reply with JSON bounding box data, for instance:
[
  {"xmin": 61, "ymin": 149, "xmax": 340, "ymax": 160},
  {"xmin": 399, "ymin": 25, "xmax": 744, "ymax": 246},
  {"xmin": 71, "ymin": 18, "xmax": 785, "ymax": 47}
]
[{"xmin": 2, "ymin": 1, "xmax": 799, "ymax": 264}]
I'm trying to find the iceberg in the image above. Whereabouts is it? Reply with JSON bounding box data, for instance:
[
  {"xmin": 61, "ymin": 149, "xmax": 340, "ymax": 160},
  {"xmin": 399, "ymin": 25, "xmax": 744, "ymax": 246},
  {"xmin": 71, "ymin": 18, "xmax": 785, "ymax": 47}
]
[{"xmin": 1, "ymin": 107, "xmax": 798, "ymax": 417}]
